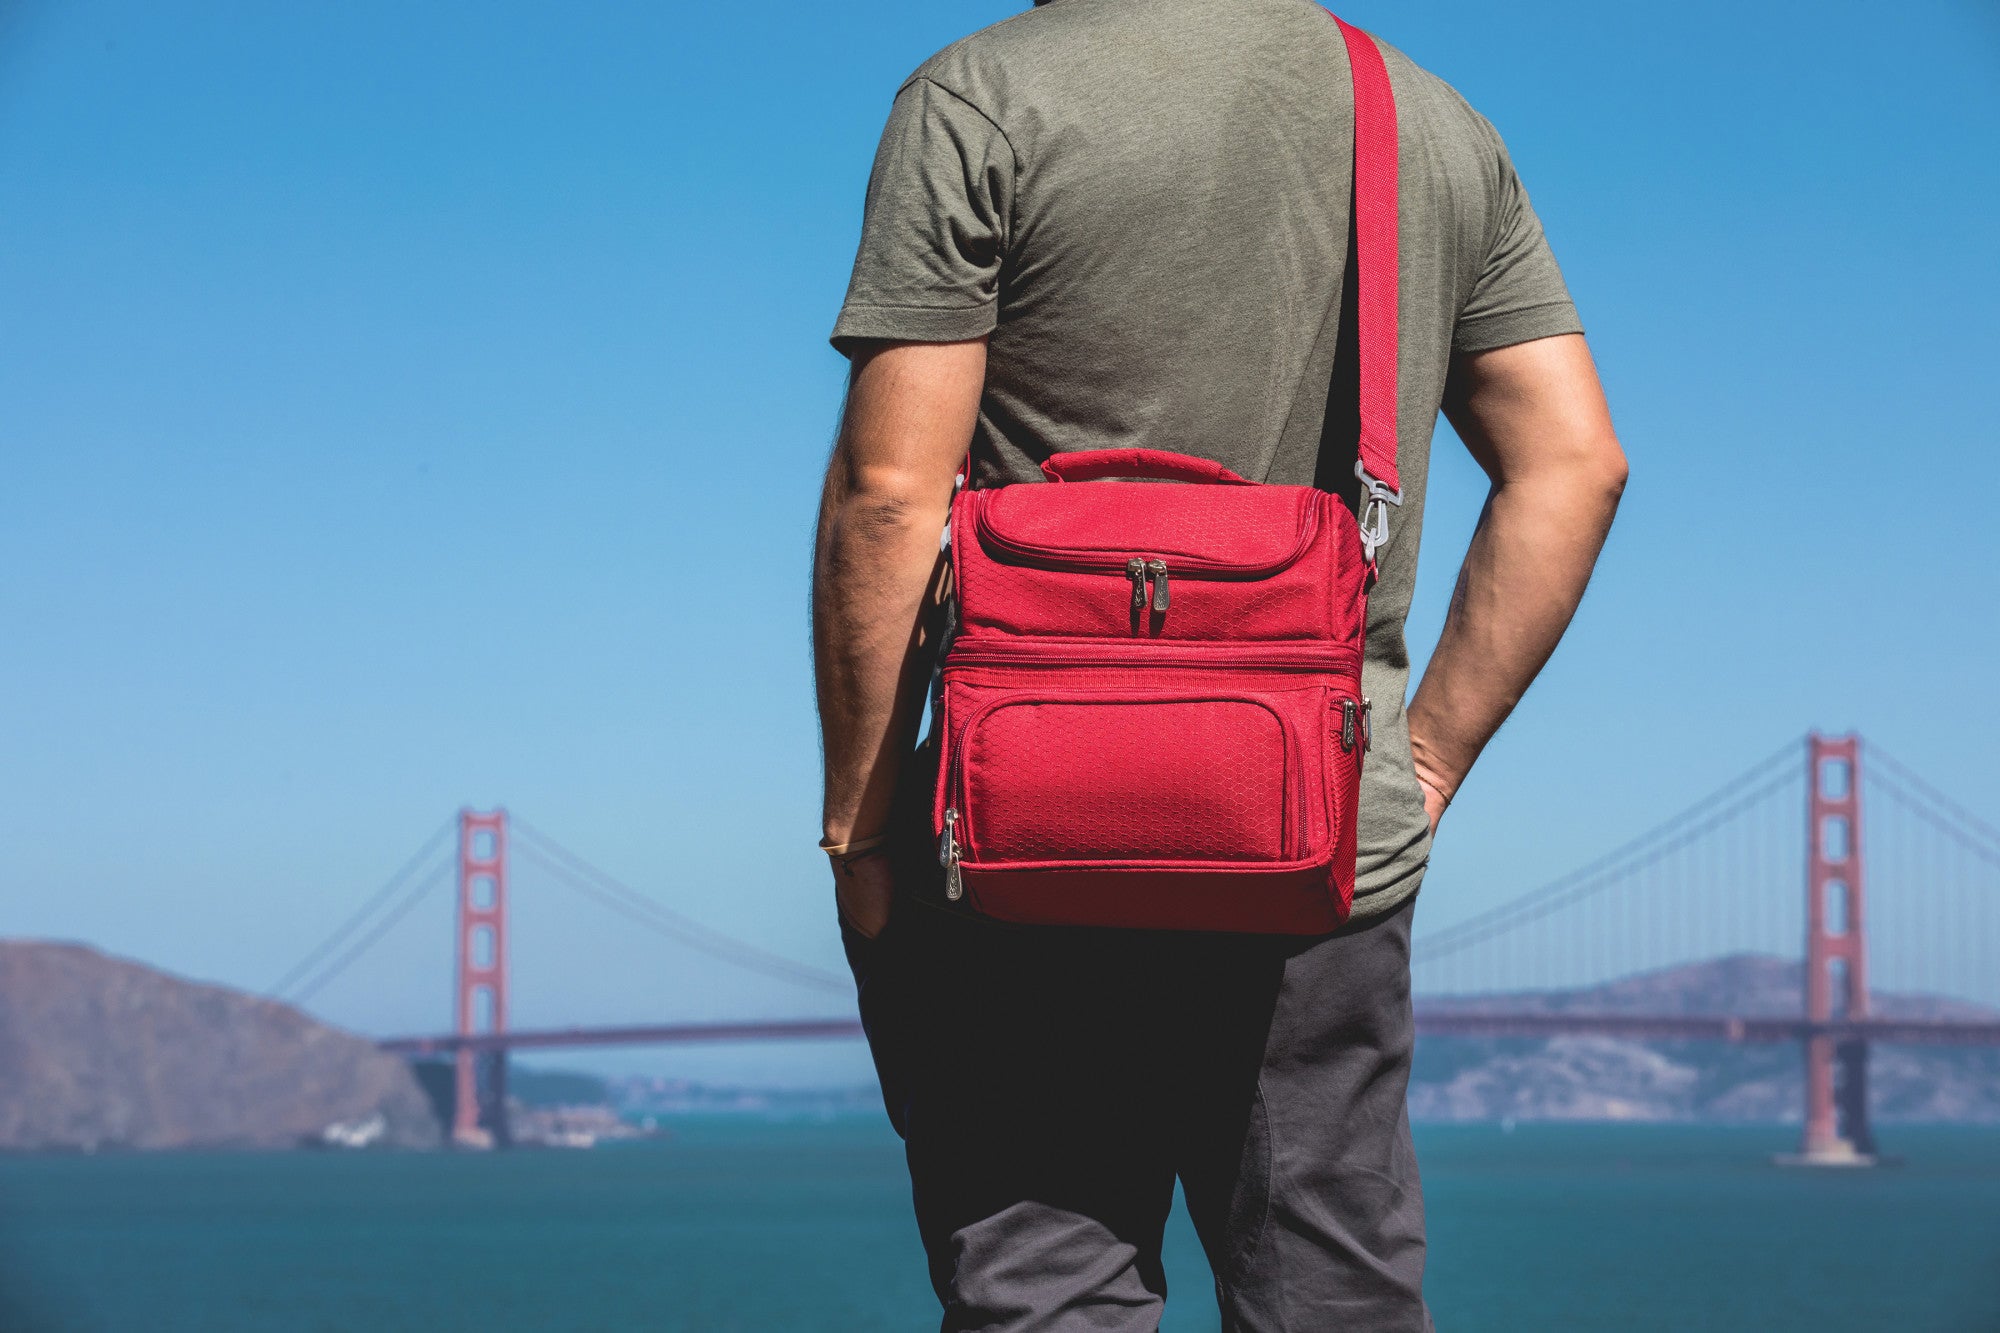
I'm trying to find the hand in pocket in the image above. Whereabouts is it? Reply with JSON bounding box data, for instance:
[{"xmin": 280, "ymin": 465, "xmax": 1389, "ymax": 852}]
[{"xmin": 833, "ymin": 851, "xmax": 896, "ymax": 940}]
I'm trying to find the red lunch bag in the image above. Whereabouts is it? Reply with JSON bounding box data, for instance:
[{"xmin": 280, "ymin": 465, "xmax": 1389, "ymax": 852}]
[{"xmin": 932, "ymin": 14, "xmax": 1401, "ymax": 935}]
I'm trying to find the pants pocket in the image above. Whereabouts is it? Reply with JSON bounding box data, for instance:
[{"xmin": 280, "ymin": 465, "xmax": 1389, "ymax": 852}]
[{"xmin": 839, "ymin": 911, "xmax": 913, "ymax": 1138}]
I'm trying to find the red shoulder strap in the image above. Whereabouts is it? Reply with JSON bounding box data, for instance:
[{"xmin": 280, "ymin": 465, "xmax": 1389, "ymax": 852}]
[{"xmin": 1330, "ymin": 14, "xmax": 1400, "ymax": 498}]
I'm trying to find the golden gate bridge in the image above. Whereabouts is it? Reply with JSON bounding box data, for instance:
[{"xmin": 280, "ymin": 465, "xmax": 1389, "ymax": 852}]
[{"xmin": 270, "ymin": 733, "xmax": 2000, "ymax": 1165}]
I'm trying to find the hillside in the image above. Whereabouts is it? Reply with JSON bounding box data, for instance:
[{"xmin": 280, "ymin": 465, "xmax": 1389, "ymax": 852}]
[
  {"xmin": 1410, "ymin": 955, "xmax": 2000, "ymax": 1123},
  {"xmin": 0, "ymin": 940, "xmax": 441, "ymax": 1151}
]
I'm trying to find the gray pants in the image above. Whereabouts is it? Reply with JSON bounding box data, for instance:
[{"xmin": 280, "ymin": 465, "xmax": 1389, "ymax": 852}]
[{"xmin": 843, "ymin": 890, "xmax": 1431, "ymax": 1332}]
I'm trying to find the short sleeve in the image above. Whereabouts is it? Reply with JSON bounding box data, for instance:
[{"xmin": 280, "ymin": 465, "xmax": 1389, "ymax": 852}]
[
  {"xmin": 830, "ymin": 78, "xmax": 1016, "ymax": 355},
  {"xmin": 1452, "ymin": 123, "xmax": 1583, "ymax": 355}
]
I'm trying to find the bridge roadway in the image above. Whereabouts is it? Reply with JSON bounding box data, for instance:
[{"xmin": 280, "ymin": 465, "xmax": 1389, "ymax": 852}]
[{"xmin": 378, "ymin": 1013, "xmax": 2000, "ymax": 1055}]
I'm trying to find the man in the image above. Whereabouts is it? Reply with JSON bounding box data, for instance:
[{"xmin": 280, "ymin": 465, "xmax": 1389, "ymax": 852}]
[{"xmin": 812, "ymin": 0, "xmax": 1626, "ymax": 1327}]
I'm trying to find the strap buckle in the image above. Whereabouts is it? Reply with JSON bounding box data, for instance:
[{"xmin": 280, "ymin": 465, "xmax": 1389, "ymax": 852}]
[{"xmin": 1355, "ymin": 461, "xmax": 1402, "ymax": 565}]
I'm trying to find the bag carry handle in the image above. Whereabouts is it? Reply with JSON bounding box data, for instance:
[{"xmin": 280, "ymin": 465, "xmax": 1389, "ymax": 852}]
[{"xmin": 1040, "ymin": 448, "xmax": 1252, "ymax": 486}]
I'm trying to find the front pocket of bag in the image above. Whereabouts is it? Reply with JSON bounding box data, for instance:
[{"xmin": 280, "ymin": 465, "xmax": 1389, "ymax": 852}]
[{"xmin": 951, "ymin": 691, "xmax": 1300, "ymax": 865}]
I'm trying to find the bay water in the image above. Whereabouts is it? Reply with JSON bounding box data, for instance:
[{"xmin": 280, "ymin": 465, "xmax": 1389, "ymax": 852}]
[{"xmin": 3, "ymin": 1121, "xmax": 1996, "ymax": 1331}]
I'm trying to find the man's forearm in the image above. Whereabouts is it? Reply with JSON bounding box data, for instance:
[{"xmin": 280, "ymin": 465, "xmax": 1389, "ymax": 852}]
[
  {"xmin": 813, "ymin": 471, "xmax": 949, "ymax": 845},
  {"xmin": 1408, "ymin": 335, "xmax": 1626, "ymax": 817},
  {"xmin": 812, "ymin": 341, "xmax": 986, "ymax": 848},
  {"xmin": 1406, "ymin": 471, "xmax": 1621, "ymax": 808}
]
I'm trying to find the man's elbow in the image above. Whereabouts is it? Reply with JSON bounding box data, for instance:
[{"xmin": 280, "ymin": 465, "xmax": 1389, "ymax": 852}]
[
  {"xmin": 1499, "ymin": 430, "xmax": 1628, "ymax": 515},
  {"xmin": 831, "ymin": 460, "xmax": 952, "ymax": 544},
  {"xmin": 1541, "ymin": 428, "xmax": 1628, "ymax": 511},
  {"xmin": 1590, "ymin": 433, "xmax": 1630, "ymax": 507}
]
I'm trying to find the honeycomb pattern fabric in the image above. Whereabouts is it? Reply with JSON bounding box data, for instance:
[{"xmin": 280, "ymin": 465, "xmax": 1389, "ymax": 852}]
[
  {"xmin": 938, "ymin": 464, "xmax": 1366, "ymax": 932},
  {"xmin": 963, "ymin": 698, "xmax": 1289, "ymax": 862},
  {"xmin": 982, "ymin": 485, "xmax": 1312, "ymax": 568},
  {"xmin": 957, "ymin": 494, "xmax": 1368, "ymax": 645},
  {"xmin": 958, "ymin": 558, "xmax": 1345, "ymax": 642}
]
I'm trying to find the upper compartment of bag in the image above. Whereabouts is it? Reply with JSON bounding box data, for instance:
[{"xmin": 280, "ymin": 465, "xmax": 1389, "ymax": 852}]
[{"xmin": 973, "ymin": 482, "xmax": 1318, "ymax": 577}]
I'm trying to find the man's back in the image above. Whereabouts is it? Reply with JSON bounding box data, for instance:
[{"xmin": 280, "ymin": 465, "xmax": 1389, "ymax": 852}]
[
  {"xmin": 817, "ymin": 4, "xmax": 1621, "ymax": 1326},
  {"xmin": 834, "ymin": 0, "xmax": 1581, "ymax": 918}
]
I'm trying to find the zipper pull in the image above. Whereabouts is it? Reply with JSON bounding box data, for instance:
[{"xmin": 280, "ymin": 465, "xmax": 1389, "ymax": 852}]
[
  {"xmin": 1126, "ymin": 558, "xmax": 1149, "ymax": 614},
  {"xmin": 1146, "ymin": 559, "xmax": 1170, "ymax": 613},
  {"xmin": 1361, "ymin": 697, "xmax": 1372, "ymax": 753},
  {"xmin": 939, "ymin": 808, "xmax": 963, "ymax": 901},
  {"xmin": 1340, "ymin": 699, "xmax": 1357, "ymax": 752}
]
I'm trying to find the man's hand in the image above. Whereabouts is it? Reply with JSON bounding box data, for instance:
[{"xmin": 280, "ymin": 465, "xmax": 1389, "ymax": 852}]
[
  {"xmin": 1409, "ymin": 334, "xmax": 1627, "ymax": 830},
  {"xmin": 813, "ymin": 338, "xmax": 987, "ymax": 939},
  {"xmin": 832, "ymin": 854, "xmax": 897, "ymax": 940}
]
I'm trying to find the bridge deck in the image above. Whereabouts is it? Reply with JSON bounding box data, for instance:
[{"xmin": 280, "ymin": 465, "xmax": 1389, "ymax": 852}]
[{"xmin": 377, "ymin": 1013, "xmax": 2000, "ymax": 1054}]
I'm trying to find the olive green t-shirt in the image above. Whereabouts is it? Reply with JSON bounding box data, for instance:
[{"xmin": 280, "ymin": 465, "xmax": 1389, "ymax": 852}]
[{"xmin": 831, "ymin": 0, "xmax": 1582, "ymax": 919}]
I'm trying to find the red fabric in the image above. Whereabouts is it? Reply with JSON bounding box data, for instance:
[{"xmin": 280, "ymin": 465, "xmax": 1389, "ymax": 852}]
[
  {"xmin": 1334, "ymin": 14, "xmax": 1401, "ymax": 492},
  {"xmin": 985, "ymin": 474, "xmax": 1312, "ymax": 571},
  {"xmin": 941, "ymin": 475, "xmax": 1371, "ymax": 932},
  {"xmin": 1040, "ymin": 448, "xmax": 1251, "ymax": 486},
  {"xmin": 933, "ymin": 14, "xmax": 1395, "ymax": 936},
  {"xmin": 960, "ymin": 490, "xmax": 1367, "ymax": 643},
  {"xmin": 966, "ymin": 696, "xmax": 1292, "ymax": 862}
]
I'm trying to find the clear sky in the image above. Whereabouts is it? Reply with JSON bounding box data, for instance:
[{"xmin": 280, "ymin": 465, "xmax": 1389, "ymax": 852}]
[{"xmin": 3, "ymin": 0, "xmax": 1996, "ymax": 1086}]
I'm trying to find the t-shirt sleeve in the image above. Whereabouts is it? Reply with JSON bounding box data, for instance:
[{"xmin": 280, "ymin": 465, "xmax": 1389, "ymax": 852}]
[
  {"xmin": 830, "ymin": 78, "xmax": 1015, "ymax": 356},
  {"xmin": 1452, "ymin": 119, "xmax": 1584, "ymax": 355}
]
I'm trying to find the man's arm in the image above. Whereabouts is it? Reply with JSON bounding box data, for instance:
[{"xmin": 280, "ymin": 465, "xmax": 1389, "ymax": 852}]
[
  {"xmin": 1409, "ymin": 333, "xmax": 1628, "ymax": 830},
  {"xmin": 813, "ymin": 338, "xmax": 987, "ymax": 937}
]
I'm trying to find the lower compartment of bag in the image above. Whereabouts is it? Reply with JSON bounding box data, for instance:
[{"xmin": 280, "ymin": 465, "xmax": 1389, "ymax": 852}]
[
  {"xmin": 953, "ymin": 691, "xmax": 1307, "ymax": 862},
  {"xmin": 934, "ymin": 646, "xmax": 1361, "ymax": 933}
]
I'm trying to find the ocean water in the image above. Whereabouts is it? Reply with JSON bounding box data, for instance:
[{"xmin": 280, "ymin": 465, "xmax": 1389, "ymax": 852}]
[{"xmin": 2, "ymin": 1121, "xmax": 1997, "ymax": 1332}]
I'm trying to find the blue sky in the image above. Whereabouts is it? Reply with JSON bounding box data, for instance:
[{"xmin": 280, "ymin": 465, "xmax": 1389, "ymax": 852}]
[{"xmin": 2, "ymin": 0, "xmax": 1996, "ymax": 1085}]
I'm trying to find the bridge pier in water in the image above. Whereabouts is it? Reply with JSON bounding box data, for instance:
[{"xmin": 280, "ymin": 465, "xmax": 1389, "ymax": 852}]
[
  {"xmin": 1785, "ymin": 734, "xmax": 1877, "ymax": 1167},
  {"xmin": 453, "ymin": 809, "xmax": 511, "ymax": 1149}
]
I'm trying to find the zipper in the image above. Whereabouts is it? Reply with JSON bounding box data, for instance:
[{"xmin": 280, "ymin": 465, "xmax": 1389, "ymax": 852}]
[
  {"xmin": 938, "ymin": 807, "xmax": 962, "ymax": 900},
  {"xmin": 1124, "ymin": 557, "xmax": 1170, "ymax": 619},
  {"xmin": 1341, "ymin": 698, "xmax": 1357, "ymax": 751},
  {"xmin": 1126, "ymin": 557, "xmax": 1149, "ymax": 614},
  {"xmin": 946, "ymin": 641, "xmax": 1359, "ymax": 675},
  {"xmin": 976, "ymin": 503, "xmax": 1318, "ymax": 580}
]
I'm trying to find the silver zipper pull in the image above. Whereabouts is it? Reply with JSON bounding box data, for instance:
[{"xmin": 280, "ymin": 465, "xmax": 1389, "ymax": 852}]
[
  {"xmin": 1126, "ymin": 558, "xmax": 1149, "ymax": 613},
  {"xmin": 1361, "ymin": 697, "xmax": 1372, "ymax": 753},
  {"xmin": 938, "ymin": 807, "xmax": 958, "ymax": 866},
  {"xmin": 939, "ymin": 807, "xmax": 963, "ymax": 901},
  {"xmin": 1340, "ymin": 699, "xmax": 1357, "ymax": 751},
  {"xmin": 1146, "ymin": 559, "xmax": 1170, "ymax": 613}
]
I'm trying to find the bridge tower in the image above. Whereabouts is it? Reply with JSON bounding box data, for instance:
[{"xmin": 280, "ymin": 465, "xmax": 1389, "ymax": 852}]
[
  {"xmin": 453, "ymin": 809, "xmax": 510, "ymax": 1148},
  {"xmin": 1796, "ymin": 734, "xmax": 1875, "ymax": 1165}
]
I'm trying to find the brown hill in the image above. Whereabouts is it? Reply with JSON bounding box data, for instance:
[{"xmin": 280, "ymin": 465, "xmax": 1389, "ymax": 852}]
[
  {"xmin": 1418, "ymin": 952, "xmax": 1997, "ymax": 1021},
  {"xmin": 0, "ymin": 940, "xmax": 441, "ymax": 1150},
  {"xmin": 1411, "ymin": 955, "xmax": 2000, "ymax": 1123}
]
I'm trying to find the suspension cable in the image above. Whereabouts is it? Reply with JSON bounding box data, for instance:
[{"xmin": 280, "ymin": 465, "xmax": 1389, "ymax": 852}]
[
  {"xmin": 270, "ymin": 817, "xmax": 456, "ymax": 998},
  {"xmin": 509, "ymin": 821, "xmax": 852, "ymax": 995},
  {"xmin": 1869, "ymin": 772, "xmax": 2000, "ymax": 874},
  {"xmin": 1868, "ymin": 745, "xmax": 2000, "ymax": 858},
  {"xmin": 1413, "ymin": 738, "xmax": 1805, "ymax": 962},
  {"xmin": 287, "ymin": 858, "xmax": 454, "ymax": 1005},
  {"xmin": 1414, "ymin": 766, "xmax": 1802, "ymax": 964}
]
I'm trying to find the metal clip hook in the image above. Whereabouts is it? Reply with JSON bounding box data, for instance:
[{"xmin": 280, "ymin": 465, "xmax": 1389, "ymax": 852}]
[{"xmin": 1355, "ymin": 461, "xmax": 1403, "ymax": 565}]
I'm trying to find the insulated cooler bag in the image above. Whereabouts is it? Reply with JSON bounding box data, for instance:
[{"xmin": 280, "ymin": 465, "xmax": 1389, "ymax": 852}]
[{"xmin": 931, "ymin": 14, "xmax": 1402, "ymax": 935}]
